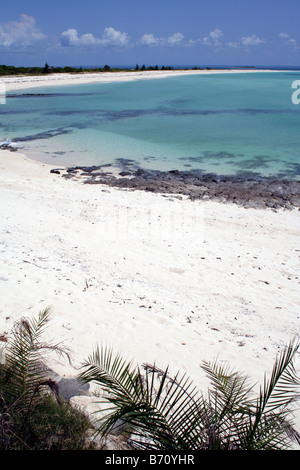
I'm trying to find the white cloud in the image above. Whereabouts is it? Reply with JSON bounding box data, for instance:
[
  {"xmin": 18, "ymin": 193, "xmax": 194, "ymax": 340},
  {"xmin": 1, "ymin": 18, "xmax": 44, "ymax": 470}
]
[
  {"xmin": 61, "ymin": 29, "xmax": 82, "ymax": 46},
  {"xmin": 101, "ymin": 27, "xmax": 130, "ymax": 47},
  {"xmin": 209, "ymin": 29, "xmax": 223, "ymax": 42},
  {"xmin": 80, "ymin": 33, "xmax": 101, "ymax": 46},
  {"xmin": 186, "ymin": 39, "xmax": 197, "ymax": 46},
  {"xmin": 227, "ymin": 34, "xmax": 265, "ymax": 48},
  {"xmin": 0, "ymin": 14, "xmax": 45, "ymax": 47},
  {"xmin": 167, "ymin": 32, "xmax": 184, "ymax": 46},
  {"xmin": 279, "ymin": 32, "xmax": 298, "ymax": 49},
  {"xmin": 140, "ymin": 32, "xmax": 184, "ymax": 47},
  {"xmin": 140, "ymin": 33, "xmax": 161, "ymax": 46},
  {"xmin": 241, "ymin": 35, "xmax": 265, "ymax": 46},
  {"xmin": 226, "ymin": 41, "xmax": 239, "ymax": 49},
  {"xmin": 202, "ymin": 29, "xmax": 223, "ymax": 46},
  {"xmin": 60, "ymin": 27, "xmax": 130, "ymax": 47},
  {"xmin": 286, "ymin": 38, "xmax": 298, "ymax": 47}
]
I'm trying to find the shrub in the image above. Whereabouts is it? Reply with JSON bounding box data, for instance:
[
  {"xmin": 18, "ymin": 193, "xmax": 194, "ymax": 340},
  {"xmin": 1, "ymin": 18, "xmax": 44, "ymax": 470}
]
[{"xmin": 0, "ymin": 309, "xmax": 93, "ymax": 450}]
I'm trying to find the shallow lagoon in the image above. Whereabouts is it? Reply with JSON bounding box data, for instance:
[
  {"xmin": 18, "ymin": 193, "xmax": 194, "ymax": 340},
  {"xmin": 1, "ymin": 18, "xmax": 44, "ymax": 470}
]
[{"xmin": 1, "ymin": 72, "xmax": 300, "ymax": 179}]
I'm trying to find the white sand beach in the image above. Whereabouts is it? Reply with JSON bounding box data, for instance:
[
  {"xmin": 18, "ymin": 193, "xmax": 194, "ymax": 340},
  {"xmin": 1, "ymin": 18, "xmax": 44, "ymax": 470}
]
[
  {"xmin": 1, "ymin": 149, "xmax": 299, "ymax": 427},
  {"xmin": 0, "ymin": 72, "xmax": 299, "ymax": 443},
  {"xmin": 1, "ymin": 68, "xmax": 283, "ymax": 92}
]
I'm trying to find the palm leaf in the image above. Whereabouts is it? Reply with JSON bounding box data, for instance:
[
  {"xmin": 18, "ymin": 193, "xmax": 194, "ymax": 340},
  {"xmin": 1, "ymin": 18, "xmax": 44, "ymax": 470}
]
[
  {"xmin": 3, "ymin": 308, "xmax": 70, "ymax": 409},
  {"xmin": 201, "ymin": 359, "xmax": 254, "ymax": 415},
  {"xmin": 243, "ymin": 338, "xmax": 300, "ymax": 449},
  {"xmin": 78, "ymin": 339, "xmax": 300, "ymax": 450},
  {"xmin": 78, "ymin": 347, "xmax": 206, "ymax": 449},
  {"xmin": 78, "ymin": 345, "xmax": 142, "ymax": 399}
]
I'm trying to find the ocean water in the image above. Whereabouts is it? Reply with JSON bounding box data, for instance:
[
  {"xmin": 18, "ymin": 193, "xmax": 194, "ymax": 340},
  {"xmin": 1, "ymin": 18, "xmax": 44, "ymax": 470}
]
[{"xmin": 1, "ymin": 71, "xmax": 300, "ymax": 179}]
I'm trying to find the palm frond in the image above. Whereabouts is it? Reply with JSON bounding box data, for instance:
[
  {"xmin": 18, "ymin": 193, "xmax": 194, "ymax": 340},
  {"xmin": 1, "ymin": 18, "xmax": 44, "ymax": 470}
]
[
  {"xmin": 243, "ymin": 338, "xmax": 300, "ymax": 449},
  {"xmin": 78, "ymin": 345, "xmax": 142, "ymax": 400},
  {"xmin": 3, "ymin": 308, "xmax": 70, "ymax": 409},
  {"xmin": 259, "ymin": 338, "xmax": 300, "ymax": 414},
  {"xmin": 201, "ymin": 359, "xmax": 254, "ymax": 417},
  {"xmin": 78, "ymin": 346, "xmax": 207, "ymax": 449},
  {"xmin": 201, "ymin": 359, "xmax": 255, "ymax": 445},
  {"xmin": 78, "ymin": 339, "xmax": 300, "ymax": 450}
]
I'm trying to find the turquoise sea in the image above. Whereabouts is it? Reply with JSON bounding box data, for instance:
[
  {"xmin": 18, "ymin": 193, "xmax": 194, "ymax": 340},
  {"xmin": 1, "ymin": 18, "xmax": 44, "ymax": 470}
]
[{"xmin": 1, "ymin": 71, "xmax": 300, "ymax": 179}]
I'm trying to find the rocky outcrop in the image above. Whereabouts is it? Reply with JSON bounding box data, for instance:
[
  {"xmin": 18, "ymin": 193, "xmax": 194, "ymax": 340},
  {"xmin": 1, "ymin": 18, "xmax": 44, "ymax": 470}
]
[{"xmin": 52, "ymin": 164, "xmax": 300, "ymax": 210}]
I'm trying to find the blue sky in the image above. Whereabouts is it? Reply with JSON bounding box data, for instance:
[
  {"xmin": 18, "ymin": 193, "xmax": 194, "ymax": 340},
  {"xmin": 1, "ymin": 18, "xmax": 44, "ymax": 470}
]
[{"xmin": 0, "ymin": 0, "xmax": 299, "ymax": 67}]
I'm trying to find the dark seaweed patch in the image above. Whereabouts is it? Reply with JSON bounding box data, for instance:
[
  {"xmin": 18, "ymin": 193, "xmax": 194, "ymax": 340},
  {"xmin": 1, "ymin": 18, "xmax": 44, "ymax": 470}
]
[
  {"xmin": 167, "ymin": 108, "xmax": 299, "ymax": 117},
  {"xmin": 7, "ymin": 91, "xmax": 107, "ymax": 98},
  {"xmin": 202, "ymin": 151, "xmax": 236, "ymax": 159},
  {"xmin": 284, "ymin": 162, "xmax": 300, "ymax": 176},
  {"xmin": 234, "ymin": 156, "xmax": 273, "ymax": 170},
  {"xmin": 115, "ymin": 157, "xmax": 139, "ymax": 168},
  {"xmin": 11, "ymin": 128, "xmax": 73, "ymax": 142},
  {"xmin": 181, "ymin": 151, "xmax": 236, "ymax": 163},
  {"xmin": 103, "ymin": 109, "xmax": 159, "ymax": 121},
  {"xmin": 0, "ymin": 108, "xmax": 42, "ymax": 115},
  {"xmin": 46, "ymin": 109, "xmax": 105, "ymax": 117},
  {"xmin": 44, "ymin": 106, "xmax": 299, "ymax": 122},
  {"xmin": 102, "ymin": 107, "xmax": 300, "ymax": 121},
  {"xmin": 180, "ymin": 156, "xmax": 204, "ymax": 163},
  {"xmin": 143, "ymin": 156, "xmax": 156, "ymax": 161}
]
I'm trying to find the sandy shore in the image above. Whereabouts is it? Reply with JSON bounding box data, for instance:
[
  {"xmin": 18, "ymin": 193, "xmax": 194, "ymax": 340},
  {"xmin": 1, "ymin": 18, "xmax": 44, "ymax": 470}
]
[
  {"xmin": 0, "ymin": 148, "xmax": 299, "ymax": 438},
  {"xmin": 1, "ymin": 68, "xmax": 284, "ymax": 92}
]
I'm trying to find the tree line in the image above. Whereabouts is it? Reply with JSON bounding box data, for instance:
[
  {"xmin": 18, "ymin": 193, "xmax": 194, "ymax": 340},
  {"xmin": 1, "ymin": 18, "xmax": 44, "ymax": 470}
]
[
  {"xmin": 0, "ymin": 63, "xmax": 207, "ymax": 76},
  {"xmin": 0, "ymin": 63, "xmax": 114, "ymax": 76}
]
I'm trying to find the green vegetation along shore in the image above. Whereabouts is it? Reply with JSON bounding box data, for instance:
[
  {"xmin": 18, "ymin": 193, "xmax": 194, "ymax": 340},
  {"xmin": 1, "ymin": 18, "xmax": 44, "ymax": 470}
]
[{"xmin": 0, "ymin": 63, "xmax": 213, "ymax": 76}]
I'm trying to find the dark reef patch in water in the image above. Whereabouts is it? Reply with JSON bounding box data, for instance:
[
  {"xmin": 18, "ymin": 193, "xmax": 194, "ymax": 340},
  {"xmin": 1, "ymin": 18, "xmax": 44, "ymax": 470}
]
[
  {"xmin": 44, "ymin": 106, "xmax": 300, "ymax": 121},
  {"xmin": 234, "ymin": 156, "xmax": 273, "ymax": 170},
  {"xmin": 0, "ymin": 108, "xmax": 42, "ymax": 115},
  {"xmin": 7, "ymin": 91, "xmax": 107, "ymax": 98},
  {"xmin": 203, "ymin": 151, "xmax": 237, "ymax": 160},
  {"xmin": 11, "ymin": 128, "xmax": 73, "ymax": 142},
  {"xmin": 163, "ymin": 108, "xmax": 300, "ymax": 117}
]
